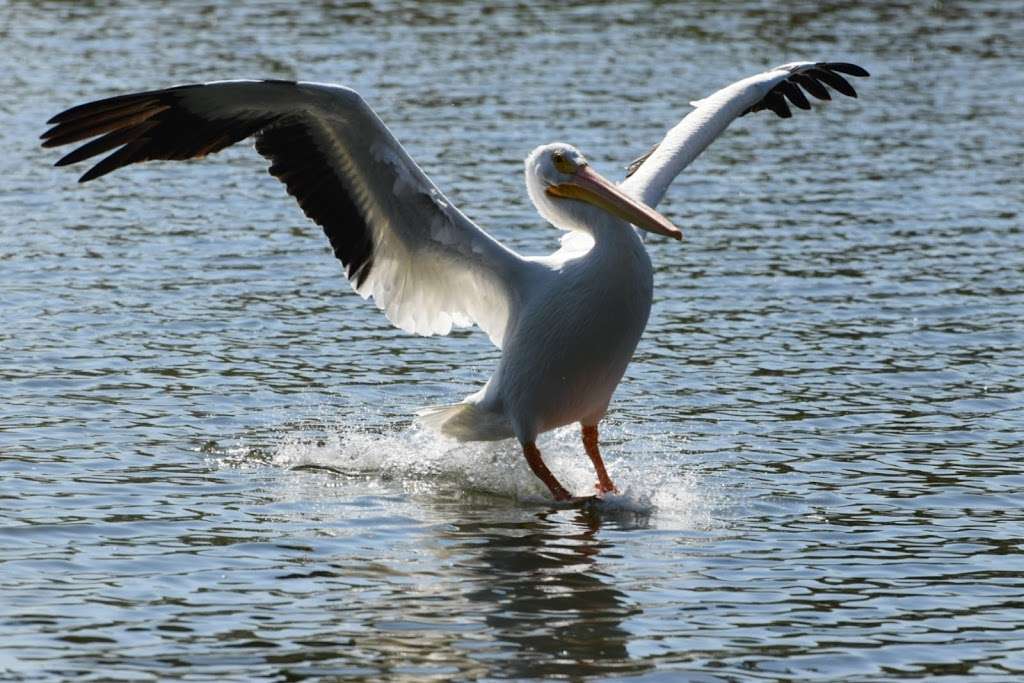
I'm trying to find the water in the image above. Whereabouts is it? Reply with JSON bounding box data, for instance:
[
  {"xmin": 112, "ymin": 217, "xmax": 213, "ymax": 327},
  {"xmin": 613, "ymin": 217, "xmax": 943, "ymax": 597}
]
[{"xmin": 3, "ymin": 0, "xmax": 1023, "ymax": 680}]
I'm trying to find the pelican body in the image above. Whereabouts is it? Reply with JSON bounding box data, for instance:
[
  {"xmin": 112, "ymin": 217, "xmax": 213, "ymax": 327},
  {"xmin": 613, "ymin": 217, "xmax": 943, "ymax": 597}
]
[
  {"xmin": 42, "ymin": 61, "xmax": 869, "ymax": 501},
  {"xmin": 422, "ymin": 146, "xmax": 666, "ymax": 447}
]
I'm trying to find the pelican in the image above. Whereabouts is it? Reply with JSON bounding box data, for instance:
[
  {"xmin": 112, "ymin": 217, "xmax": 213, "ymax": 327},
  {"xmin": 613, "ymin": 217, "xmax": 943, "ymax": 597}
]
[{"xmin": 43, "ymin": 61, "xmax": 869, "ymax": 502}]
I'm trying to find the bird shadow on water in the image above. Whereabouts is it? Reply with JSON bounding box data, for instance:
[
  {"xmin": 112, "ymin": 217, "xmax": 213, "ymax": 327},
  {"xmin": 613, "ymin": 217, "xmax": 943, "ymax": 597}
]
[{"xmin": 217, "ymin": 412, "xmax": 731, "ymax": 531}]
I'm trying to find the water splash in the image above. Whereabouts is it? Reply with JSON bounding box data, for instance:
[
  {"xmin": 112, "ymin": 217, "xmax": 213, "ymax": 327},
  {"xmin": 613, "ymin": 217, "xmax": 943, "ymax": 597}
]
[{"xmin": 256, "ymin": 414, "xmax": 724, "ymax": 529}]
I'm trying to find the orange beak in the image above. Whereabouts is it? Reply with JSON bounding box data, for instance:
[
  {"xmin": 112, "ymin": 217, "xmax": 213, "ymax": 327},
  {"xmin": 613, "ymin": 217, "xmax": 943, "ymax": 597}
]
[{"xmin": 546, "ymin": 165, "xmax": 682, "ymax": 240}]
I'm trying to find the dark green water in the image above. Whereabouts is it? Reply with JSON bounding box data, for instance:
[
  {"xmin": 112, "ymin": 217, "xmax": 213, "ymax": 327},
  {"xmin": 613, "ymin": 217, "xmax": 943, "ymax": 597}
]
[{"xmin": 3, "ymin": 1, "xmax": 1023, "ymax": 680}]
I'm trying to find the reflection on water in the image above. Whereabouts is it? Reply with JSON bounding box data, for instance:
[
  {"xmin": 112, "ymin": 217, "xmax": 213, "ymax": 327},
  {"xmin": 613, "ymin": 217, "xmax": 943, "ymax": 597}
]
[
  {"xmin": 448, "ymin": 511, "xmax": 644, "ymax": 679},
  {"xmin": 3, "ymin": 0, "xmax": 1024, "ymax": 679}
]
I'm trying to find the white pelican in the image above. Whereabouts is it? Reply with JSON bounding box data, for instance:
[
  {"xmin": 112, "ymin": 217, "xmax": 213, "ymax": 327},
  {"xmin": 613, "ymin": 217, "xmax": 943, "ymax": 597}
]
[{"xmin": 43, "ymin": 61, "xmax": 869, "ymax": 502}]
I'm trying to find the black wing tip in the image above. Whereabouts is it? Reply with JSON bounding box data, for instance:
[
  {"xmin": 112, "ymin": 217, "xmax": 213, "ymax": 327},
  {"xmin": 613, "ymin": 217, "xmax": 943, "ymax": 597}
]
[
  {"xmin": 47, "ymin": 100, "xmax": 96, "ymax": 125},
  {"xmin": 803, "ymin": 66, "xmax": 860, "ymax": 100},
  {"xmin": 751, "ymin": 60, "xmax": 869, "ymax": 119},
  {"xmin": 45, "ymin": 83, "xmax": 208, "ymax": 125},
  {"xmin": 45, "ymin": 93, "xmax": 141, "ymax": 126},
  {"xmin": 78, "ymin": 163, "xmax": 111, "ymax": 183},
  {"xmin": 45, "ymin": 83, "xmax": 283, "ymax": 184},
  {"xmin": 780, "ymin": 81, "xmax": 811, "ymax": 110},
  {"xmin": 822, "ymin": 62, "xmax": 871, "ymax": 78},
  {"xmin": 71, "ymin": 154, "xmax": 121, "ymax": 182}
]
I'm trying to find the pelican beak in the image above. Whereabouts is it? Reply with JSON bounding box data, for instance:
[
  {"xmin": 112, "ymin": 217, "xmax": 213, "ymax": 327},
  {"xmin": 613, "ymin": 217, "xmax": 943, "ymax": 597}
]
[{"xmin": 546, "ymin": 165, "xmax": 682, "ymax": 240}]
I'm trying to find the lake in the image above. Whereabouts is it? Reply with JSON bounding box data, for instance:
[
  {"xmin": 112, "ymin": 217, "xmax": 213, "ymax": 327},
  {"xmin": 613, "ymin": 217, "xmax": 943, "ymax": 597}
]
[{"xmin": 2, "ymin": 1, "xmax": 1023, "ymax": 680}]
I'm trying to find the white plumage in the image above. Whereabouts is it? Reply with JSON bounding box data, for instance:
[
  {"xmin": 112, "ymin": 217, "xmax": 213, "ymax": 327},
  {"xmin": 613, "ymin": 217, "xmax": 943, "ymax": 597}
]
[{"xmin": 43, "ymin": 61, "xmax": 869, "ymax": 501}]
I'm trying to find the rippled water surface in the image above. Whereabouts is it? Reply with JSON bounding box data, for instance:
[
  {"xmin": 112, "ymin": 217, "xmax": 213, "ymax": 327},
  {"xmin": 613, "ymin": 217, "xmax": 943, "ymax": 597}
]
[{"xmin": 3, "ymin": 1, "xmax": 1024, "ymax": 680}]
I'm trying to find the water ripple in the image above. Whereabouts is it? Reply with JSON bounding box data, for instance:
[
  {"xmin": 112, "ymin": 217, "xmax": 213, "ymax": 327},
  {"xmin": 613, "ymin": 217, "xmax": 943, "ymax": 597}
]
[{"xmin": 3, "ymin": 0, "xmax": 1023, "ymax": 680}]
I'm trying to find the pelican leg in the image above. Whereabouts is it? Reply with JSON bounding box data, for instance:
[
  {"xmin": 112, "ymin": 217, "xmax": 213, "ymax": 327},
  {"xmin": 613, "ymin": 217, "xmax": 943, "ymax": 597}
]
[
  {"xmin": 582, "ymin": 425, "xmax": 618, "ymax": 494},
  {"xmin": 523, "ymin": 442, "xmax": 572, "ymax": 501}
]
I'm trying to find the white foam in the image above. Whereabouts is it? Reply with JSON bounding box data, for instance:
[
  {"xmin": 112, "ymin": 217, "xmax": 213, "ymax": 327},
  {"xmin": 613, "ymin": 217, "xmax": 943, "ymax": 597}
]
[{"xmin": 258, "ymin": 414, "xmax": 725, "ymax": 530}]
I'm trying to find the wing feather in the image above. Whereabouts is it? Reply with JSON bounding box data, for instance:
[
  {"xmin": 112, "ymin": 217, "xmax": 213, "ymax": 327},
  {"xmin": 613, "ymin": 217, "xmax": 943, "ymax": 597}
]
[
  {"xmin": 620, "ymin": 62, "xmax": 869, "ymax": 208},
  {"xmin": 42, "ymin": 80, "xmax": 529, "ymax": 347}
]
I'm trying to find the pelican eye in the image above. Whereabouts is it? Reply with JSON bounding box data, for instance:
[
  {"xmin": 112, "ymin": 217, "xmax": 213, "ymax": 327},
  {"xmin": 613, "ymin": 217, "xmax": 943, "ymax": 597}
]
[{"xmin": 551, "ymin": 151, "xmax": 575, "ymax": 174}]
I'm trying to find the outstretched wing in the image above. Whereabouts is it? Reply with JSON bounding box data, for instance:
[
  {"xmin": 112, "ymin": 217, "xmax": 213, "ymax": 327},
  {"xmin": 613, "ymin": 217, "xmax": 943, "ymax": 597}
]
[
  {"xmin": 42, "ymin": 80, "xmax": 531, "ymax": 348},
  {"xmin": 620, "ymin": 62, "xmax": 870, "ymax": 207}
]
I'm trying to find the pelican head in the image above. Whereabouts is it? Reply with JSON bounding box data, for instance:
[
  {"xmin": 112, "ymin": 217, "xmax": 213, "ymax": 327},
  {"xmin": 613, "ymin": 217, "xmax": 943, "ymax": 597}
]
[{"xmin": 525, "ymin": 142, "xmax": 681, "ymax": 240}]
